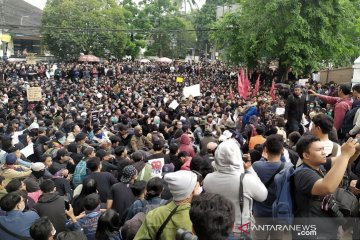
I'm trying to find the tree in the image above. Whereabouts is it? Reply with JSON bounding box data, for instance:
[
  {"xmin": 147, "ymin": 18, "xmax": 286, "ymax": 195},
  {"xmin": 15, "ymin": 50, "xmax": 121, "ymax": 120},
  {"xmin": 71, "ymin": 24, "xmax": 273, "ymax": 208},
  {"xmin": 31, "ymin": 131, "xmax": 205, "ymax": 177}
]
[
  {"xmin": 41, "ymin": 0, "xmax": 129, "ymax": 60},
  {"xmin": 139, "ymin": 0, "xmax": 196, "ymax": 58},
  {"xmin": 211, "ymin": 0, "xmax": 360, "ymax": 80},
  {"xmin": 193, "ymin": 0, "xmax": 235, "ymax": 57}
]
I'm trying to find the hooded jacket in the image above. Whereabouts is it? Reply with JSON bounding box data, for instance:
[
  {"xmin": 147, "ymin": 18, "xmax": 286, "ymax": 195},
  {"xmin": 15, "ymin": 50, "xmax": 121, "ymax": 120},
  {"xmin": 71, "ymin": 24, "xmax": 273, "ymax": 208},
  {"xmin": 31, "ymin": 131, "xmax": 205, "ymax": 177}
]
[
  {"xmin": 203, "ymin": 139, "xmax": 267, "ymax": 232},
  {"xmin": 33, "ymin": 192, "xmax": 67, "ymax": 233},
  {"xmin": 178, "ymin": 134, "xmax": 195, "ymax": 157}
]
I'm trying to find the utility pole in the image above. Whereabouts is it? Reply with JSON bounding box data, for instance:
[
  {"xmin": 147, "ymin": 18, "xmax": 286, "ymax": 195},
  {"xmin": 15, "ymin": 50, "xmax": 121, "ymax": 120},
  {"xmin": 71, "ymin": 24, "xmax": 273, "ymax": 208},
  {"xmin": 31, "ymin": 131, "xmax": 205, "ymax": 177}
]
[{"xmin": 0, "ymin": 0, "xmax": 7, "ymax": 59}]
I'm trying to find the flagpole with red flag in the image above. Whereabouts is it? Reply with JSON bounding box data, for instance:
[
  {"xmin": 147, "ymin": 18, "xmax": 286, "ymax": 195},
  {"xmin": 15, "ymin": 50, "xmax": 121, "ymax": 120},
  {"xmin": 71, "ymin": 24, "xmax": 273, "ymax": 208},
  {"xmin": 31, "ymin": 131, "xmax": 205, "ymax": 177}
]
[
  {"xmin": 237, "ymin": 68, "xmax": 244, "ymax": 97},
  {"xmin": 252, "ymin": 74, "xmax": 260, "ymax": 96},
  {"xmin": 270, "ymin": 80, "xmax": 276, "ymax": 101},
  {"xmin": 243, "ymin": 70, "xmax": 250, "ymax": 99}
]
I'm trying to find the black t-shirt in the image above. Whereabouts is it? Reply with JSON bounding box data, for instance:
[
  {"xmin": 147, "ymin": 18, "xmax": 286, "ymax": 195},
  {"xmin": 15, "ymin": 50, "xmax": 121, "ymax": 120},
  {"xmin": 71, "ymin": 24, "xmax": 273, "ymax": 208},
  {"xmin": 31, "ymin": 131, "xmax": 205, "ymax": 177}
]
[
  {"xmin": 86, "ymin": 172, "xmax": 118, "ymax": 203},
  {"xmin": 293, "ymin": 158, "xmax": 339, "ymax": 238},
  {"xmin": 108, "ymin": 182, "xmax": 135, "ymax": 218}
]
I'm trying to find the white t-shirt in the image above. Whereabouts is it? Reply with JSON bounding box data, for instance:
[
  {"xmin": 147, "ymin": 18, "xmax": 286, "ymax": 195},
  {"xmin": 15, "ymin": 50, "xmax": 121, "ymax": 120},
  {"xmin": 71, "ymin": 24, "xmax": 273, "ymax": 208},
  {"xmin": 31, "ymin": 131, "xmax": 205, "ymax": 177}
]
[{"xmin": 322, "ymin": 139, "xmax": 341, "ymax": 157}]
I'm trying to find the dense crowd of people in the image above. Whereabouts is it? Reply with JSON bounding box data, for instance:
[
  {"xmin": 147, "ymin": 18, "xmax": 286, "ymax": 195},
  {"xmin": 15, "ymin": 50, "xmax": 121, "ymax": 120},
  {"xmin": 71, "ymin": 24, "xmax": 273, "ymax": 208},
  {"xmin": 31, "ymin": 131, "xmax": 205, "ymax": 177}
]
[{"xmin": 0, "ymin": 60, "xmax": 359, "ymax": 240}]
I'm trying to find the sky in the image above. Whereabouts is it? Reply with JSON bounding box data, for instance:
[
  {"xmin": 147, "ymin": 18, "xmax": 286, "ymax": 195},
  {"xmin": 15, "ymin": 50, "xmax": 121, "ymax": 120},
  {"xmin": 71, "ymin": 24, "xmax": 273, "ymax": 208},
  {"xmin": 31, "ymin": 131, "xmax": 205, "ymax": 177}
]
[
  {"xmin": 25, "ymin": 0, "xmax": 47, "ymax": 9},
  {"xmin": 24, "ymin": 0, "xmax": 205, "ymax": 11}
]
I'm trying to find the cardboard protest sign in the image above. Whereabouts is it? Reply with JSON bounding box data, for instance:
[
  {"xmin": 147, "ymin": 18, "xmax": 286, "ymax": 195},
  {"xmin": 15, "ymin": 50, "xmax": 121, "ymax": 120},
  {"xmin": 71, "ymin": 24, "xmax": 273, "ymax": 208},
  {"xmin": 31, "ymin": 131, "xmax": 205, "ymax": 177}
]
[
  {"xmin": 148, "ymin": 158, "xmax": 165, "ymax": 176},
  {"xmin": 176, "ymin": 77, "xmax": 184, "ymax": 83},
  {"xmin": 27, "ymin": 87, "xmax": 42, "ymax": 102},
  {"xmin": 275, "ymin": 108, "xmax": 285, "ymax": 116},
  {"xmin": 183, "ymin": 84, "xmax": 201, "ymax": 98},
  {"xmin": 20, "ymin": 143, "xmax": 34, "ymax": 158},
  {"xmin": 168, "ymin": 100, "xmax": 179, "ymax": 110},
  {"xmin": 298, "ymin": 79, "xmax": 308, "ymax": 86}
]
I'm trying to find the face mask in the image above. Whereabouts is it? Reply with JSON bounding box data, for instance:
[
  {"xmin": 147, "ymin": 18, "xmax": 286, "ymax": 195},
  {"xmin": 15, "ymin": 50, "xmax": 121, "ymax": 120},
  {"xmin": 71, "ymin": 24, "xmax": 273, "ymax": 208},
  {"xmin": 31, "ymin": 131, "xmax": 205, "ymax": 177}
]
[
  {"xmin": 309, "ymin": 104, "xmax": 314, "ymax": 108},
  {"xmin": 111, "ymin": 117, "xmax": 118, "ymax": 123}
]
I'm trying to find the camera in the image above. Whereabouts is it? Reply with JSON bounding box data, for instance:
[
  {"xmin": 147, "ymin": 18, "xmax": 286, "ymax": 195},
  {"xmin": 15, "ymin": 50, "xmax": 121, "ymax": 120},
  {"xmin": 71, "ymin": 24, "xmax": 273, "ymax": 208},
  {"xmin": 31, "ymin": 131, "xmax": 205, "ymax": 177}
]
[{"xmin": 176, "ymin": 229, "xmax": 198, "ymax": 240}]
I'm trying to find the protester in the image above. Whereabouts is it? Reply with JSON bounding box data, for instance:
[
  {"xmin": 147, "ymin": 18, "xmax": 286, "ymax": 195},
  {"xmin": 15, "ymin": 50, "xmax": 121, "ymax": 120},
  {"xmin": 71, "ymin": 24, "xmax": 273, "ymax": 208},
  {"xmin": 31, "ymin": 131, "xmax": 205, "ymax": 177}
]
[
  {"xmin": 309, "ymin": 84, "xmax": 352, "ymax": 133},
  {"xmin": 294, "ymin": 135, "xmax": 359, "ymax": 238},
  {"xmin": 190, "ymin": 192, "xmax": 235, "ymax": 240},
  {"xmin": 33, "ymin": 179, "xmax": 67, "ymax": 233},
  {"xmin": 107, "ymin": 165, "xmax": 137, "ymax": 218},
  {"xmin": 30, "ymin": 216, "xmax": 56, "ymax": 240},
  {"xmin": 203, "ymin": 139, "xmax": 267, "ymax": 239},
  {"xmin": 0, "ymin": 191, "xmax": 39, "ymax": 239},
  {"xmin": 285, "ymin": 85, "xmax": 308, "ymax": 134},
  {"xmin": 1, "ymin": 59, "xmax": 360, "ymax": 239},
  {"xmin": 134, "ymin": 170, "xmax": 200, "ymax": 240}
]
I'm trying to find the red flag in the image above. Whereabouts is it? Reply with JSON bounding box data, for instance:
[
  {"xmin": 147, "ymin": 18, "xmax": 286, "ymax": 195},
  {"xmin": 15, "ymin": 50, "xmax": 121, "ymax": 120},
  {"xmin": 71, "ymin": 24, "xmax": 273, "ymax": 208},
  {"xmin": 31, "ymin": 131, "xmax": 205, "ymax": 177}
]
[
  {"xmin": 228, "ymin": 86, "xmax": 234, "ymax": 100},
  {"xmin": 243, "ymin": 71, "xmax": 250, "ymax": 99},
  {"xmin": 270, "ymin": 80, "xmax": 276, "ymax": 101},
  {"xmin": 252, "ymin": 74, "xmax": 260, "ymax": 96},
  {"xmin": 237, "ymin": 69, "xmax": 244, "ymax": 96}
]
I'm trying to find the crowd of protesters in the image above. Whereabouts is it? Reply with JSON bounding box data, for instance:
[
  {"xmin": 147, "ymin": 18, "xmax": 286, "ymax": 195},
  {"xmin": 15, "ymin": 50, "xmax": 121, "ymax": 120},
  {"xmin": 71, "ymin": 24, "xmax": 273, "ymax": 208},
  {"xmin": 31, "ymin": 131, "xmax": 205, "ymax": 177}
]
[{"xmin": 0, "ymin": 59, "xmax": 360, "ymax": 240}]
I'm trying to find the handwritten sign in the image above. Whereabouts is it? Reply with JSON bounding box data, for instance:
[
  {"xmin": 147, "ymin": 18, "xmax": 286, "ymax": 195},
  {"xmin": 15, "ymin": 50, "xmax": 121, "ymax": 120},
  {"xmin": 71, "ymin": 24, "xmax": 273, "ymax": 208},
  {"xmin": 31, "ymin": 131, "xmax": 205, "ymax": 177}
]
[
  {"xmin": 27, "ymin": 87, "xmax": 42, "ymax": 102},
  {"xmin": 275, "ymin": 108, "xmax": 285, "ymax": 116},
  {"xmin": 298, "ymin": 79, "xmax": 308, "ymax": 86},
  {"xmin": 183, "ymin": 84, "xmax": 201, "ymax": 98},
  {"xmin": 148, "ymin": 158, "xmax": 165, "ymax": 177},
  {"xmin": 176, "ymin": 77, "xmax": 184, "ymax": 83},
  {"xmin": 168, "ymin": 100, "xmax": 179, "ymax": 110}
]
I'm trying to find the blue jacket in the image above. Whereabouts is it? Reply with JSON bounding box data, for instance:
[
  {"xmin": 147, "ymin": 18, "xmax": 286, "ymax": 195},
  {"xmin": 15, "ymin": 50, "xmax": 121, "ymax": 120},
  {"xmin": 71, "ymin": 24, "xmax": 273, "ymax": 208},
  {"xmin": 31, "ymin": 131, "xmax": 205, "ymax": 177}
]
[
  {"xmin": 242, "ymin": 106, "xmax": 260, "ymax": 125},
  {"xmin": 67, "ymin": 210, "xmax": 102, "ymax": 240},
  {"xmin": 0, "ymin": 210, "xmax": 39, "ymax": 240}
]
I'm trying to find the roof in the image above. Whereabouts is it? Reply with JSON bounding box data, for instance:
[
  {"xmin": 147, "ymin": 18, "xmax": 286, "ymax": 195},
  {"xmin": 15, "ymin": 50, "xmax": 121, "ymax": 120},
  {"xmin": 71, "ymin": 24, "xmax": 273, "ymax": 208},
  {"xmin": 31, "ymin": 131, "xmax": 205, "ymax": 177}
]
[{"xmin": 2, "ymin": 0, "xmax": 42, "ymax": 37}]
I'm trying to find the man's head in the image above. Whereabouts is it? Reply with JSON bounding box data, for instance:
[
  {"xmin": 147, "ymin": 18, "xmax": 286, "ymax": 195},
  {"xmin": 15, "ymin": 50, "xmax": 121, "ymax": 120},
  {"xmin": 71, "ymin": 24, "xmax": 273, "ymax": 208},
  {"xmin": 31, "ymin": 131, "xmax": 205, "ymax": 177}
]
[
  {"xmin": 352, "ymin": 84, "xmax": 360, "ymax": 100},
  {"xmin": 164, "ymin": 170, "xmax": 199, "ymax": 201},
  {"xmin": 294, "ymin": 85, "xmax": 302, "ymax": 96},
  {"xmin": 96, "ymin": 149, "xmax": 110, "ymax": 161},
  {"xmin": 83, "ymin": 193, "xmax": 100, "ymax": 212},
  {"xmin": 121, "ymin": 165, "xmax": 138, "ymax": 184},
  {"xmin": 310, "ymin": 113, "xmax": 333, "ymax": 136},
  {"xmin": 257, "ymin": 100, "xmax": 266, "ymax": 110},
  {"xmin": 153, "ymin": 139, "xmax": 164, "ymax": 151},
  {"xmin": 6, "ymin": 179, "xmax": 26, "ymax": 193},
  {"xmin": 130, "ymin": 180, "xmax": 147, "ymax": 198},
  {"xmin": 264, "ymin": 134, "xmax": 284, "ymax": 156},
  {"xmin": 87, "ymin": 157, "xmax": 102, "ymax": 172},
  {"xmin": 296, "ymin": 134, "xmax": 326, "ymax": 166},
  {"xmin": 114, "ymin": 146, "xmax": 127, "ymax": 157},
  {"xmin": 75, "ymin": 132, "xmax": 87, "ymax": 143},
  {"xmin": 338, "ymin": 84, "xmax": 351, "ymax": 97},
  {"xmin": 40, "ymin": 180, "xmax": 56, "ymax": 193},
  {"xmin": 190, "ymin": 192, "xmax": 235, "ymax": 240},
  {"xmin": 134, "ymin": 126, "xmax": 143, "ymax": 137},
  {"xmin": 56, "ymin": 148, "xmax": 70, "ymax": 162},
  {"xmin": 30, "ymin": 217, "xmax": 56, "ymax": 240},
  {"xmin": 0, "ymin": 191, "xmax": 26, "ymax": 212},
  {"xmin": 83, "ymin": 147, "xmax": 96, "ymax": 158}
]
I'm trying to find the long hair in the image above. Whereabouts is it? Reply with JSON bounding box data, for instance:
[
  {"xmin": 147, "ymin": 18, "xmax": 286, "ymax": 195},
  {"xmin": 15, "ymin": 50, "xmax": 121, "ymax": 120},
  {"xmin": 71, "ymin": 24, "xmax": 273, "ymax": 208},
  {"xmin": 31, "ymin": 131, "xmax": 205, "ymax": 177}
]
[{"xmin": 95, "ymin": 209, "xmax": 120, "ymax": 240}]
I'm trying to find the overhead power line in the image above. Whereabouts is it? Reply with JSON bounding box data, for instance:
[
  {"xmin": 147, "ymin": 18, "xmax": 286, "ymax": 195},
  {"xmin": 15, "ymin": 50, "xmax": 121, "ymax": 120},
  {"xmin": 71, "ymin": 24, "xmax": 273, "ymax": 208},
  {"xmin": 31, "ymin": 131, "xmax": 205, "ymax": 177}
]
[{"xmin": 0, "ymin": 24, "xmax": 240, "ymax": 33}]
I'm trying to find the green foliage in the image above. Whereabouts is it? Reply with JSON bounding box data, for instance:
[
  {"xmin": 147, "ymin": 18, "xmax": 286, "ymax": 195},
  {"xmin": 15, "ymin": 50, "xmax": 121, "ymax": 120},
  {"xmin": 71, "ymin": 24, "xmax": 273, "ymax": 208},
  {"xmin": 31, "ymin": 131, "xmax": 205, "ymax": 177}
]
[
  {"xmin": 193, "ymin": 0, "xmax": 235, "ymax": 55},
  {"xmin": 41, "ymin": 0, "xmax": 129, "ymax": 60},
  {"xmin": 139, "ymin": 0, "xmax": 197, "ymax": 58},
  {"xmin": 211, "ymin": 0, "xmax": 360, "ymax": 78}
]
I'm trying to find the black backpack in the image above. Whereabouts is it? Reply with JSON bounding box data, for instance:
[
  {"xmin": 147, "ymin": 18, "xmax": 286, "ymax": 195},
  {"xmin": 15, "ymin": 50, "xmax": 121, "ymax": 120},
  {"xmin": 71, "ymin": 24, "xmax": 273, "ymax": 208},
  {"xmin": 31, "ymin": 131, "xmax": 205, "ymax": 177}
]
[{"xmin": 341, "ymin": 105, "xmax": 360, "ymax": 135}]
